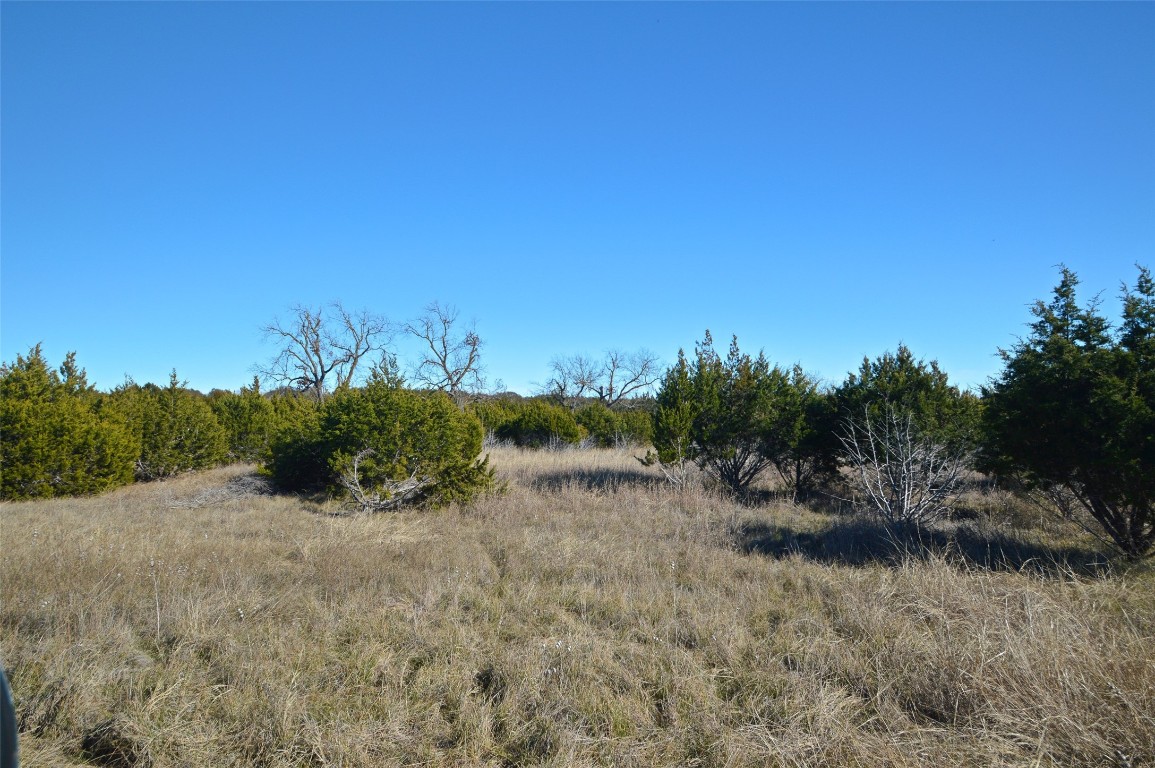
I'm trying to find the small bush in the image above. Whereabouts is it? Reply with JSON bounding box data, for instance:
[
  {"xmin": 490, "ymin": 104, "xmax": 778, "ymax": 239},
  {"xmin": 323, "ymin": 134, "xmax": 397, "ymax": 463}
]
[
  {"xmin": 575, "ymin": 403, "xmax": 620, "ymax": 447},
  {"xmin": 467, "ymin": 397, "xmax": 521, "ymax": 437}
]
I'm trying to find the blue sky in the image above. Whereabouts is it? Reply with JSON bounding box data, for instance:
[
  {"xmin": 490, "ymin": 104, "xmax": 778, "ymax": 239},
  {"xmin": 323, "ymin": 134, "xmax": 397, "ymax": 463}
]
[{"xmin": 2, "ymin": 2, "xmax": 1152, "ymax": 395}]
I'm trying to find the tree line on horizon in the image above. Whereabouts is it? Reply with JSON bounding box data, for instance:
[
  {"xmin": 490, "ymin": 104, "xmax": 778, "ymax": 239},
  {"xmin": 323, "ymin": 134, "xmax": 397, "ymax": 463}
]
[{"xmin": 1, "ymin": 266, "xmax": 1151, "ymax": 559}]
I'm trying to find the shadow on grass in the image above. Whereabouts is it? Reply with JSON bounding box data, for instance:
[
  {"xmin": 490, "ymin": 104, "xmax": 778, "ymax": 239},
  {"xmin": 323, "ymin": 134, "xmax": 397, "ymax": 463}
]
[
  {"xmin": 530, "ymin": 468, "xmax": 662, "ymax": 494},
  {"xmin": 736, "ymin": 516, "xmax": 1114, "ymax": 577}
]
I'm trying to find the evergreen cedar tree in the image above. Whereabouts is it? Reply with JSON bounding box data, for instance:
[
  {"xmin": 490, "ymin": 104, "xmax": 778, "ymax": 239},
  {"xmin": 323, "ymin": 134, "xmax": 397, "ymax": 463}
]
[
  {"xmin": 265, "ymin": 376, "xmax": 494, "ymax": 508},
  {"xmin": 466, "ymin": 397, "xmax": 652, "ymax": 449},
  {"xmin": 982, "ymin": 266, "xmax": 1155, "ymax": 560},
  {"xmin": 114, "ymin": 372, "xmax": 229, "ymax": 481},
  {"xmin": 645, "ymin": 332, "xmax": 841, "ymax": 497},
  {"xmin": 833, "ymin": 345, "xmax": 982, "ymax": 454},
  {"xmin": 0, "ymin": 346, "xmax": 137, "ymax": 499}
]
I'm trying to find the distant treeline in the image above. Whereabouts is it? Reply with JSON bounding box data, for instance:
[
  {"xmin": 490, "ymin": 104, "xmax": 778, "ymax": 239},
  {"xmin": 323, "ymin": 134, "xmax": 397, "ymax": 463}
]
[{"xmin": 2, "ymin": 266, "xmax": 1151, "ymax": 558}]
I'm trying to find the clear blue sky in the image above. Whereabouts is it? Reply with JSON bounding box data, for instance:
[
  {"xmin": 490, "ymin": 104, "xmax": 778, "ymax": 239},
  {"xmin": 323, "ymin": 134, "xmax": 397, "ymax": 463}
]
[{"xmin": 3, "ymin": 2, "xmax": 1152, "ymax": 395}]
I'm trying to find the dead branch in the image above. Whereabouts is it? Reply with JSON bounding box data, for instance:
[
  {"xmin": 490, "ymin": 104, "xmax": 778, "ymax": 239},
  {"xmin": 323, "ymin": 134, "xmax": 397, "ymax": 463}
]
[
  {"xmin": 338, "ymin": 448, "xmax": 433, "ymax": 513},
  {"xmin": 839, "ymin": 406, "xmax": 970, "ymax": 526}
]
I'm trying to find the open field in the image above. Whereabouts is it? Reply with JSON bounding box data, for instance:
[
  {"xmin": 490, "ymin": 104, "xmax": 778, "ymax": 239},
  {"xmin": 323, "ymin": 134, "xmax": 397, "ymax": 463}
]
[{"xmin": 2, "ymin": 447, "xmax": 1153, "ymax": 767}]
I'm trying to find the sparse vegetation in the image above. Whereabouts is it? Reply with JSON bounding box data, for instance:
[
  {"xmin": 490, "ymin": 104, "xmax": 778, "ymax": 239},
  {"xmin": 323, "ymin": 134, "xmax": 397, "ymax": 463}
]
[{"xmin": 1, "ymin": 449, "xmax": 1151, "ymax": 767}]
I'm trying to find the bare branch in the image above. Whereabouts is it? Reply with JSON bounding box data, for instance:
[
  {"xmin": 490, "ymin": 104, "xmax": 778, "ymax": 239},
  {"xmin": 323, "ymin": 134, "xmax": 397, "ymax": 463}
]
[
  {"xmin": 545, "ymin": 354, "xmax": 601, "ymax": 406},
  {"xmin": 404, "ymin": 302, "xmax": 484, "ymax": 396},
  {"xmin": 547, "ymin": 349, "xmax": 661, "ymax": 408},
  {"xmin": 337, "ymin": 448, "xmax": 433, "ymax": 513},
  {"xmin": 258, "ymin": 303, "xmax": 391, "ymax": 399},
  {"xmin": 839, "ymin": 405, "xmax": 971, "ymax": 526},
  {"xmin": 599, "ymin": 349, "xmax": 661, "ymax": 407}
]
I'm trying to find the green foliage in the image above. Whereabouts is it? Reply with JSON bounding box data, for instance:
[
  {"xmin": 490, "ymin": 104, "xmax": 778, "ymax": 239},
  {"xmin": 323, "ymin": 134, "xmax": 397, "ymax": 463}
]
[
  {"xmin": 265, "ymin": 379, "xmax": 493, "ymax": 508},
  {"xmin": 209, "ymin": 378, "xmax": 281, "ymax": 463},
  {"xmin": 208, "ymin": 377, "xmax": 321, "ymax": 465},
  {"xmin": 768, "ymin": 368, "xmax": 842, "ymax": 498},
  {"xmin": 113, "ymin": 372, "xmax": 228, "ymax": 481},
  {"xmin": 690, "ymin": 334, "xmax": 782, "ymax": 493},
  {"xmin": 574, "ymin": 402, "xmax": 618, "ymax": 447},
  {"xmin": 648, "ymin": 349, "xmax": 698, "ymax": 465},
  {"xmin": 617, "ymin": 407, "xmax": 654, "ymax": 448},
  {"xmin": 645, "ymin": 333, "xmax": 826, "ymax": 495},
  {"xmin": 262, "ymin": 396, "xmax": 324, "ymax": 492},
  {"xmin": 982, "ymin": 266, "xmax": 1155, "ymax": 559},
  {"xmin": 493, "ymin": 399, "xmax": 584, "ymax": 449},
  {"xmin": 574, "ymin": 401, "xmax": 653, "ymax": 448},
  {"xmin": 835, "ymin": 343, "xmax": 981, "ymax": 451},
  {"xmin": 641, "ymin": 350, "xmax": 699, "ymax": 484},
  {"xmin": 474, "ymin": 394, "xmax": 652, "ymax": 451},
  {"xmin": 1, "ymin": 346, "xmax": 138, "ymax": 500},
  {"xmin": 467, "ymin": 397, "xmax": 522, "ymax": 438}
]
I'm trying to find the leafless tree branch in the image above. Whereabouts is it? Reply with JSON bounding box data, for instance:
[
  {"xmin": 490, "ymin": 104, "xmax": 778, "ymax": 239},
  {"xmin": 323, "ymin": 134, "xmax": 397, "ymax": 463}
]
[
  {"xmin": 546, "ymin": 354, "xmax": 600, "ymax": 406},
  {"xmin": 547, "ymin": 349, "xmax": 661, "ymax": 408},
  {"xmin": 258, "ymin": 302, "xmax": 391, "ymax": 399},
  {"xmin": 839, "ymin": 405, "xmax": 971, "ymax": 526},
  {"xmin": 404, "ymin": 302, "xmax": 484, "ymax": 396}
]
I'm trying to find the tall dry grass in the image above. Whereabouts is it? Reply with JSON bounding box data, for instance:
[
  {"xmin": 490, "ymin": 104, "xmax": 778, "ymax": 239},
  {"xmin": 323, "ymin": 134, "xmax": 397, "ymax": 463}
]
[{"xmin": 1, "ymin": 448, "xmax": 1152, "ymax": 767}]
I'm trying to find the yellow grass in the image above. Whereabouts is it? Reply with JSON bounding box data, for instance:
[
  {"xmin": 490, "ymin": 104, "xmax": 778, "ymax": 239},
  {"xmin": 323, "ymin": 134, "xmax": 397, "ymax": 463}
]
[{"xmin": 1, "ymin": 447, "xmax": 1152, "ymax": 767}]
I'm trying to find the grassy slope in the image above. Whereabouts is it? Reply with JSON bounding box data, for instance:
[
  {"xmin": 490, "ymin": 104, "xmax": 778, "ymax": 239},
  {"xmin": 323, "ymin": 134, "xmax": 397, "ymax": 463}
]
[{"xmin": 1, "ymin": 449, "xmax": 1152, "ymax": 767}]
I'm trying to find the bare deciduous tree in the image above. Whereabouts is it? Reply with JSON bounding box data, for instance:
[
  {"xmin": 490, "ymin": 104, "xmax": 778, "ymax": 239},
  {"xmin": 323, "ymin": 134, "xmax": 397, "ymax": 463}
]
[
  {"xmin": 259, "ymin": 302, "xmax": 391, "ymax": 400},
  {"xmin": 404, "ymin": 302, "xmax": 484, "ymax": 396},
  {"xmin": 547, "ymin": 349, "xmax": 661, "ymax": 408},
  {"xmin": 839, "ymin": 405, "xmax": 971, "ymax": 527},
  {"xmin": 546, "ymin": 353, "xmax": 601, "ymax": 404}
]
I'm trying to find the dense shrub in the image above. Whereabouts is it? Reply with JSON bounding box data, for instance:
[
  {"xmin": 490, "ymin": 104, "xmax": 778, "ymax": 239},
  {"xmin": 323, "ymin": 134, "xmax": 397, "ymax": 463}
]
[
  {"xmin": 265, "ymin": 378, "xmax": 493, "ymax": 509},
  {"xmin": 833, "ymin": 345, "xmax": 979, "ymax": 524},
  {"xmin": 473, "ymin": 396, "xmax": 651, "ymax": 450},
  {"xmin": 493, "ymin": 399, "xmax": 584, "ymax": 449},
  {"xmin": 209, "ymin": 379, "xmax": 279, "ymax": 462},
  {"xmin": 767, "ymin": 368, "xmax": 842, "ymax": 498},
  {"xmin": 642, "ymin": 348, "xmax": 699, "ymax": 485},
  {"xmin": 574, "ymin": 402, "xmax": 653, "ymax": 447},
  {"xmin": 262, "ymin": 397, "xmax": 324, "ymax": 492},
  {"xmin": 834, "ymin": 344, "xmax": 982, "ymax": 451},
  {"xmin": 617, "ymin": 407, "xmax": 654, "ymax": 448},
  {"xmin": 982, "ymin": 266, "xmax": 1155, "ymax": 559},
  {"xmin": 112, "ymin": 372, "xmax": 228, "ymax": 481},
  {"xmin": 574, "ymin": 402, "xmax": 618, "ymax": 446},
  {"xmin": 209, "ymin": 379, "xmax": 318, "ymax": 464},
  {"xmin": 0, "ymin": 347, "xmax": 138, "ymax": 499},
  {"xmin": 467, "ymin": 397, "xmax": 522, "ymax": 439},
  {"xmin": 644, "ymin": 333, "xmax": 826, "ymax": 495}
]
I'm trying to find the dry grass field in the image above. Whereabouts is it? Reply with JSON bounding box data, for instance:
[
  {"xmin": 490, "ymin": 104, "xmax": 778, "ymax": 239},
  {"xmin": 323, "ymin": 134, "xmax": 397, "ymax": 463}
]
[{"xmin": 2, "ymin": 447, "xmax": 1153, "ymax": 767}]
